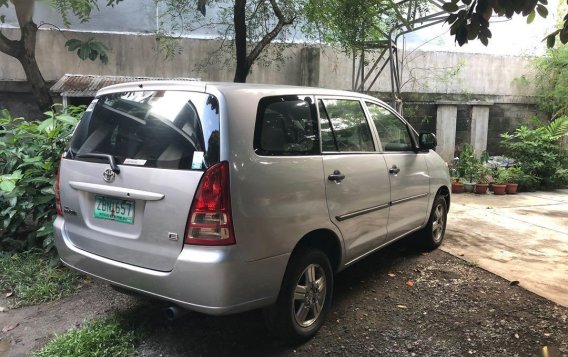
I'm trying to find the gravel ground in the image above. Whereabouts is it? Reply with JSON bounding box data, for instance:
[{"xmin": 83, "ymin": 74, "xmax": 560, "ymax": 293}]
[
  {"xmin": 136, "ymin": 236, "xmax": 568, "ymax": 357},
  {"xmin": 1, "ymin": 235, "xmax": 567, "ymax": 357}
]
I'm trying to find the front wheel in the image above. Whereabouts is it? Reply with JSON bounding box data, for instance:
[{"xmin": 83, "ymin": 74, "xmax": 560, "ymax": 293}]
[
  {"xmin": 421, "ymin": 195, "xmax": 448, "ymax": 250},
  {"xmin": 264, "ymin": 248, "xmax": 334, "ymax": 343}
]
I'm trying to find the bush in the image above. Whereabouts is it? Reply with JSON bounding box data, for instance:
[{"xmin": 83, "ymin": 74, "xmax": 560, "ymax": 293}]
[
  {"xmin": 0, "ymin": 106, "xmax": 82, "ymax": 253},
  {"xmin": 500, "ymin": 117, "xmax": 568, "ymax": 190}
]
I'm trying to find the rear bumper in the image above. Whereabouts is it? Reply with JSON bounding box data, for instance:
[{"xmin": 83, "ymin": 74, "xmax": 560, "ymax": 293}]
[{"xmin": 53, "ymin": 217, "xmax": 290, "ymax": 315}]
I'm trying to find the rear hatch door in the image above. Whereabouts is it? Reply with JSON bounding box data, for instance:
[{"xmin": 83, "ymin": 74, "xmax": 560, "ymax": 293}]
[{"xmin": 59, "ymin": 90, "xmax": 221, "ymax": 271}]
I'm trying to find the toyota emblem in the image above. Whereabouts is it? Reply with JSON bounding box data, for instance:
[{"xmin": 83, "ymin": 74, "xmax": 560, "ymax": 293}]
[{"xmin": 103, "ymin": 168, "xmax": 115, "ymax": 183}]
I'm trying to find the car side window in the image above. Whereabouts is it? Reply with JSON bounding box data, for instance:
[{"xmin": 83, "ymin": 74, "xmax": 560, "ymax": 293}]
[
  {"xmin": 254, "ymin": 96, "xmax": 319, "ymax": 156},
  {"xmin": 366, "ymin": 102, "xmax": 413, "ymax": 152},
  {"xmin": 318, "ymin": 99, "xmax": 375, "ymax": 152}
]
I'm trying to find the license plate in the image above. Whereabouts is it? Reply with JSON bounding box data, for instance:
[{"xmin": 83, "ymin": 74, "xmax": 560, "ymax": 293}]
[{"xmin": 94, "ymin": 195, "xmax": 135, "ymax": 224}]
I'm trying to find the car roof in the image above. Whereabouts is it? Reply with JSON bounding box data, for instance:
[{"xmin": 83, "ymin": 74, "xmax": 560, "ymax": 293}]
[{"xmin": 95, "ymin": 80, "xmax": 380, "ymax": 102}]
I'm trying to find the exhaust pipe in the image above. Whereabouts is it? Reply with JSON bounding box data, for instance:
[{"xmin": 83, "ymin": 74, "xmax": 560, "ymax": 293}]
[{"xmin": 164, "ymin": 305, "xmax": 189, "ymax": 321}]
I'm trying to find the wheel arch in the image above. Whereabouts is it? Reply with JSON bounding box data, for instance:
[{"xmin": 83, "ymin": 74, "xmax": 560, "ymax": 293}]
[
  {"xmin": 290, "ymin": 229, "xmax": 343, "ymax": 274},
  {"xmin": 436, "ymin": 185, "xmax": 450, "ymax": 211}
]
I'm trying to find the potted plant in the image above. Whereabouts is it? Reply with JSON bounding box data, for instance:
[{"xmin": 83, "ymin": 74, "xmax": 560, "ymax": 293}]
[
  {"xmin": 474, "ymin": 165, "xmax": 491, "ymax": 194},
  {"xmin": 456, "ymin": 144, "xmax": 478, "ymax": 193},
  {"xmin": 492, "ymin": 168, "xmax": 509, "ymax": 195},
  {"xmin": 449, "ymin": 164, "xmax": 464, "ymax": 193},
  {"xmin": 451, "ymin": 177, "xmax": 464, "ymax": 193},
  {"xmin": 504, "ymin": 167, "xmax": 522, "ymax": 194}
]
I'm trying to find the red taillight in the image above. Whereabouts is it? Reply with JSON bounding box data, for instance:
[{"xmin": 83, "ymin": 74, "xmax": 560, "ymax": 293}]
[
  {"xmin": 55, "ymin": 164, "xmax": 63, "ymax": 217},
  {"xmin": 184, "ymin": 161, "xmax": 235, "ymax": 246}
]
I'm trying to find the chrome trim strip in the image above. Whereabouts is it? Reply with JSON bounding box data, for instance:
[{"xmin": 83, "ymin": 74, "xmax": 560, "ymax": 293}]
[
  {"xmin": 335, "ymin": 192, "xmax": 429, "ymax": 222},
  {"xmin": 344, "ymin": 224, "xmax": 424, "ymax": 266},
  {"xmin": 335, "ymin": 203, "xmax": 390, "ymax": 222},
  {"xmin": 390, "ymin": 193, "xmax": 429, "ymax": 206},
  {"xmin": 69, "ymin": 181, "xmax": 165, "ymax": 201}
]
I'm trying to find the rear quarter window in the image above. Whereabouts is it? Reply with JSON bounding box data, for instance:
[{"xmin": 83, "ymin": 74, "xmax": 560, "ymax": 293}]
[
  {"xmin": 69, "ymin": 91, "xmax": 220, "ymax": 171},
  {"xmin": 254, "ymin": 96, "xmax": 319, "ymax": 156}
]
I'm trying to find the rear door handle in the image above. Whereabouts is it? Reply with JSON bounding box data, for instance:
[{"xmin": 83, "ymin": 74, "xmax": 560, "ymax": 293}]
[
  {"xmin": 328, "ymin": 170, "xmax": 346, "ymax": 183},
  {"xmin": 389, "ymin": 165, "xmax": 400, "ymax": 175}
]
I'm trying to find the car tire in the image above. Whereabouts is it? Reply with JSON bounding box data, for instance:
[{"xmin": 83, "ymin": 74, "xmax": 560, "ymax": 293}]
[
  {"xmin": 421, "ymin": 195, "xmax": 448, "ymax": 250},
  {"xmin": 263, "ymin": 248, "xmax": 334, "ymax": 343}
]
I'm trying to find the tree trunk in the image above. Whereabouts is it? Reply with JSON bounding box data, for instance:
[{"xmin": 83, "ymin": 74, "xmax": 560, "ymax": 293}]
[
  {"xmin": 17, "ymin": 52, "xmax": 53, "ymax": 111},
  {"xmin": 232, "ymin": 0, "xmax": 294, "ymax": 83},
  {"xmin": 0, "ymin": 1, "xmax": 53, "ymax": 111},
  {"xmin": 17, "ymin": 13, "xmax": 53, "ymax": 111},
  {"xmin": 233, "ymin": 0, "xmax": 250, "ymax": 83}
]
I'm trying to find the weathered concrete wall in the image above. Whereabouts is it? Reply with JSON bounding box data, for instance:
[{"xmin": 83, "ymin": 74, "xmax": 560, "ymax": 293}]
[
  {"xmin": 0, "ymin": 28, "xmax": 535, "ymax": 97},
  {"xmin": 487, "ymin": 103, "xmax": 541, "ymax": 154},
  {"xmin": 318, "ymin": 47, "xmax": 534, "ymax": 96},
  {"xmin": 0, "ymin": 28, "xmax": 541, "ymax": 156}
]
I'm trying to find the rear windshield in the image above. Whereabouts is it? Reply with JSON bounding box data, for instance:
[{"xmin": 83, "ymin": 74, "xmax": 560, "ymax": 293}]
[{"xmin": 69, "ymin": 91, "xmax": 220, "ymax": 171}]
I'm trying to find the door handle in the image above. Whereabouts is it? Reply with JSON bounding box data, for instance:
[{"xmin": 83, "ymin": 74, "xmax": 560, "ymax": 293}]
[
  {"xmin": 328, "ymin": 170, "xmax": 346, "ymax": 183},
  {"xmin": 389, "ymin": 165, "xmax": 400, "ymax": 175}
]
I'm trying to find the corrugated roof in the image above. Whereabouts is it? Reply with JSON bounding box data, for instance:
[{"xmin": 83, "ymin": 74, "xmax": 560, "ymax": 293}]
[{"xmin": 50, "ymin": 74, "xmax": 199, "ymax": 97}]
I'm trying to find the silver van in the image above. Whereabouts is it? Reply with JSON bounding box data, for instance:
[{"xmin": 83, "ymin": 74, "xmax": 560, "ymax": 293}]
[{"xmin": 54, "ymin": 81, "xmax": 450, "ymax": 341}]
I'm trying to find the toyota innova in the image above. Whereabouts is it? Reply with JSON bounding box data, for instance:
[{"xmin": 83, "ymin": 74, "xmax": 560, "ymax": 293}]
[{"xmin": 54, "ymin": 81, "xmax": 450, "ymax": 341}]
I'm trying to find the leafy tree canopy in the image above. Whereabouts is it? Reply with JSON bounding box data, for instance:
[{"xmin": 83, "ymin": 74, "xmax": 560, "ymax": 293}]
[
  {"xmin": 303, "ymin": 0, "xmax": 430, "ymax": 53},
  {"xmin": 442, "ymin": 0, "xmax": 568, "ymax": 48},
  {"xmin": 534, "ymin": 44, "xmax": 568, "ymax": 118},
  {"xmin": 159, "ymin": 0, "xmax": 302, "ymax": 82}
]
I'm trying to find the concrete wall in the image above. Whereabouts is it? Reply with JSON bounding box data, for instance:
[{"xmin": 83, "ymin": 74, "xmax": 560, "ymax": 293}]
[
  {"xmin": 1, "ymin": 1, "xmax": 157, "ymax": 34},
  {"xmin": 0, "ymin": 27, "xmax": 541, "ymax": 156},
  {"xmin": 0, "ymin": 28, "xmax": 535, "ymax": 97}
]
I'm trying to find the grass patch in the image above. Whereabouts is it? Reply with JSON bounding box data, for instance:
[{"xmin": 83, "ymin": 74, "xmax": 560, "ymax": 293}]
[
  {"xmin": 31, "ymin": 318, "xmax": 138, "ymax": 357},
  {"xmin": 0, "ymin": 251, "xmax": 80, "ymax": 307}
]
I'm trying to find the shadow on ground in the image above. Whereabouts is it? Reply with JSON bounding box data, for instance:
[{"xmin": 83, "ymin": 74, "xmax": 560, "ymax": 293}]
[{"xmin": 126, "ymin": 235, "xmax": 426, "ymax": 356}]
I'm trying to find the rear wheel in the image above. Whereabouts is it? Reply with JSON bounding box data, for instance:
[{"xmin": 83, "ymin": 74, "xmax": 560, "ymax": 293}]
[
  {"xmin": 422, "ymin": 195, "xmax": 448, "ymax": 250},
  {"xmin": 264, "ymin": 248, "xmax": 333, "ymax": 343}
]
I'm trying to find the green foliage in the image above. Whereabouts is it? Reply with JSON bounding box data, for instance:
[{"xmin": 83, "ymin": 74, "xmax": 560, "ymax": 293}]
[
  {"xmin": 0, "ymin": 106, "xmax": 82, "ymax": 253},
  {"xmin": 474, "ymin": 164, "xmax": 491, "ymax": 184},
  {"xmin": 0, "ymin": 251, "xmax": 79, "ymax": 307},
  {"xmin": 158, "ymin": 0, "xmax": 301, "ymax": 74},
  {"xmin": 303, "ymin": 0, "xmax": 430, "ymax": 53},
  {"xmin": 31, "ymin": 317, "xmax": 138, "ymax": 357},
  {"xmin": 442, "ymin": 0, "xmax": 566, "ymax": 48},
  {"xmin": 492, "ymin": 168, "xmax": 508, "ymax": 185},
  {"xmin": 51, "ymin": 0, "xmax": 124, "ymax": 27},
  {"xmin": 534, "ymin": 45, "xmax": 568, "ymax": 118},
  {"xmin": 456, "ymin": 144, "xmax": 479, "ymax": 182},
  {"xmin": 500, "ymin": 117, "xmax": 568, "ymax": 190},
  {"xmin": 65, "ymin": 38, "xmax": 109, "ymax": 64}
]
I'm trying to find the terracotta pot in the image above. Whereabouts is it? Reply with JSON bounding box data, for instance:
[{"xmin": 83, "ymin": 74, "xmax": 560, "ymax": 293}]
[
  {"xmin": 493, "ymin": 184, "xmax": 507, "ymax": 195},
  {"xmin": 451, "ymin": 182, "xmax": 464, "ymax": 193},
  {"xmin": 474, "ymin": 183, "xmax": 488, "ymax": 194},
  {"xmin": 506, "ymin": 183, "xmax": 518, "ymax": 194}
]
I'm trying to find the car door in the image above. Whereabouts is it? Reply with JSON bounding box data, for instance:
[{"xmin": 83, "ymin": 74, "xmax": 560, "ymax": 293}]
[
  {"xmin": 318, "ymin": 97, "xmax": 391, "ymax": 263},
  {"xmin": 365, "ymin": 101, "xmax": 430, "ymax": 241}
]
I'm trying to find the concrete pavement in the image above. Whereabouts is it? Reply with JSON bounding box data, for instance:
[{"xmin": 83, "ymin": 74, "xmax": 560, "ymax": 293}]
[{"xmin": 442, "ymin": 189, "xmax": 568, "ymax": 307}]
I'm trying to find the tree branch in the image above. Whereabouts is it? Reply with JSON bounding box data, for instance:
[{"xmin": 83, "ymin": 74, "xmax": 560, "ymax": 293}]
[
  {"xmin": 246, "ymin": 0, "xmax": 294, "ymax": 68},
  {"xmin": 0, "ymin": 31, "xmax": 21, "ymax": 57}
]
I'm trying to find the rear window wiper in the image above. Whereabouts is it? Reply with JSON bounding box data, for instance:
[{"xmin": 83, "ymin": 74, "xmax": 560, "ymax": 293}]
[{"xmin": 76, "ymin": 153, "xmax": 120, "ymax": 174}]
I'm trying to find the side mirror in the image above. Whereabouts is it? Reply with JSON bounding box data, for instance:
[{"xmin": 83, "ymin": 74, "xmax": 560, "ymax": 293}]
[{"xmin": 419, "ymin": 132, "xmax": 437, "ymax": 151}]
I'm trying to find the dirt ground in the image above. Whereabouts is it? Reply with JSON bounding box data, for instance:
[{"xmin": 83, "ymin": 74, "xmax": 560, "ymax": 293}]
[{"xmin": 1, "ymin": 235, "xmax": 567, "ymax": 357}]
